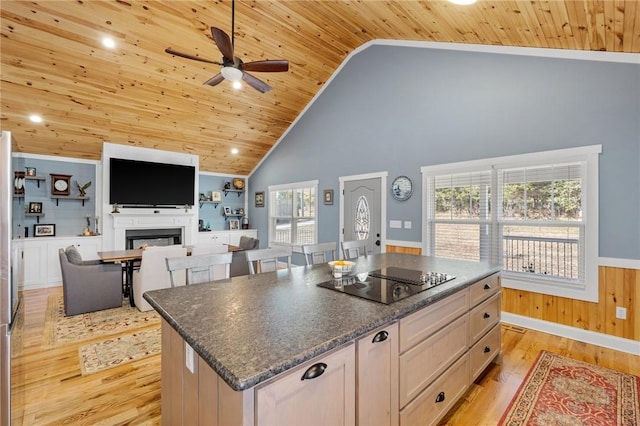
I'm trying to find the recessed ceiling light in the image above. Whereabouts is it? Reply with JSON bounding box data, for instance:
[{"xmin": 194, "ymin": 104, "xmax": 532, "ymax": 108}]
[
  {"xmin": 102, "ymin": 37, "xmax": 116, "ymax": 49},
  {"xmin": 29, "ymin": 114, "xmax": 43, "ymax": 123},
  {"xmin": 232, "ymin": 81, "xmax": 242, "ymax": 89},
  {"xmin": 231, "ymin": 148, "xmax": 239, "ymax": 155},
  {"xmin": 448, "ymin": 0, "xmax": 477, "ymax": 4}
]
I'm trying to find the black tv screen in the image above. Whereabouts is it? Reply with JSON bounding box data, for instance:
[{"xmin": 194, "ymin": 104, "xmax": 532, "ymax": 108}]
[{"xmin": 109, "ymin": 158, "xmax": 195, "ymax": 207}]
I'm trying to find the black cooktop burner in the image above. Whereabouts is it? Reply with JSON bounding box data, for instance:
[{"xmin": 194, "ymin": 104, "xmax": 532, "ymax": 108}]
[{"xmin": 316, "ymin": 268, "xmax": 456, "ymax": 304}]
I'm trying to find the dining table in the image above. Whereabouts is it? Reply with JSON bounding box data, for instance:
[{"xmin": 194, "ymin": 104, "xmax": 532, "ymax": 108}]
[
  {"xmin": 97, "ymin": 249, "xmax": 143, "ymax": 307},
  {"xmin": 98, "ymin": 245, "xmax": 242, "ymax": 307}
]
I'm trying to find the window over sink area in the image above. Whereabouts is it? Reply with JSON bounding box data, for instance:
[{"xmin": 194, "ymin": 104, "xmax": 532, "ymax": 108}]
[{"xmin": 422, "ymin": 145, "xmax": 601, "ymax": 302}]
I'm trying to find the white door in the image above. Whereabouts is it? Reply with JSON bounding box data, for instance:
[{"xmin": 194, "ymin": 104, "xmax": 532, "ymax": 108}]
[{"xmin": 340, "ymin": 173, "xmax": 386, "ymax": 256}]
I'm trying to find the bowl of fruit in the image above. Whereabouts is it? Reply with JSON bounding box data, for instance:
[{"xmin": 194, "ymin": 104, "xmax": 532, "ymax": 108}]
[{"xmin": 328, "ymin": 260, "xmax": 356, "ymax": 278}]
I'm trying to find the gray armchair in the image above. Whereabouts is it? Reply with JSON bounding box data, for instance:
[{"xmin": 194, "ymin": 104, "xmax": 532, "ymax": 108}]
[
  {"xmin": 230, "ymin": 237, "xmax": 259, "ymax": 277},
  {"xmin": 59, "ymin": 247, "xmax": 123, "ymax": 316}
]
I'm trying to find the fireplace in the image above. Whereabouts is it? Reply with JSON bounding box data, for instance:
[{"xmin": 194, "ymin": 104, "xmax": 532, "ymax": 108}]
[{"xmin": 126, "ymin": 228, "xmax": 182, "ymax": 249}]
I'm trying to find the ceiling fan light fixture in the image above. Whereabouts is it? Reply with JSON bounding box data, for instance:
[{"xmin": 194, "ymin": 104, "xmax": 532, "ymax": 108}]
[{"xmin": 221, "ymin": 66, "xmax": 243, "ymax": 82}]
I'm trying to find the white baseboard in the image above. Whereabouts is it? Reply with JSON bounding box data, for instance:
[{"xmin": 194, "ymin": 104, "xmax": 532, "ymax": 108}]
[{"xmin": 502, "ymin": 312, "xmax": 640, "ymax": 355}]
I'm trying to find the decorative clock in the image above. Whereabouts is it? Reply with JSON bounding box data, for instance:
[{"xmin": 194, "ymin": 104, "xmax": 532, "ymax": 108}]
[
  {"xmin": 391, "ymin": 175, "xmax": 413, "ymax": 201},
  {"xmin": 50, "ymin": 173, "xmax": 72, "ymax": 196}
]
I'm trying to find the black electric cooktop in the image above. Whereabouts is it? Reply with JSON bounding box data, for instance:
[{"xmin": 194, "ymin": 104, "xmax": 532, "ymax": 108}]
[{"xmin": 316, "ymin": 267, "xmax": 456, "ymax": 305}]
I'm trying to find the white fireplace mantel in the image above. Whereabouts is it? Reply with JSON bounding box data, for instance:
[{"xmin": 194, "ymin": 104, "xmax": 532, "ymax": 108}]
[{"xmin": 108, "ymin": 210, "xmax": 196, "ymax": 249}]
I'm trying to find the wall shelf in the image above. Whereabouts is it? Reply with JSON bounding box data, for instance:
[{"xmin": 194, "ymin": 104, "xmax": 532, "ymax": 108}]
[
  {"xmin": 51, "ymin": 195, "xmax": 90, "ymax": 206},
  {"xmin": 223, "ymin": 189, "xmax": 244, "ymax": 198},
  {"xmin": 25, "ymin": 212, "xmax": 45, "ymax": 223},
  {"xmin": 199, "ymin": 201, "xmax": 220, "ymax": 208},
  {"xmin": 25, "ymin": 175, "xmax": 46, "ymax": 188}
]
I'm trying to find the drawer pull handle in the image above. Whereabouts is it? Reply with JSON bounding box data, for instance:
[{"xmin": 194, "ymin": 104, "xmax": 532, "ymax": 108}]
[
  {"xmin": 484, "ymin": 346, "xmax": 491, "ymax": 353},
  {"xmin": 483, "ymin": 284, "xmax": 491, "ymax": 290},
  {"xmin": 435, "ymin": 392, "xmax": 446, "ymax": 403},
  {"xmin": 301, "ymin": 363, "xmax": 327, "ymax": 381},
  {"xmin": 483, "ymin": 312, "xmax": 491, "ymax": 319},
  {"xmin": 372, "ymin": 330, "xmax": 389, "ymax": 344}
]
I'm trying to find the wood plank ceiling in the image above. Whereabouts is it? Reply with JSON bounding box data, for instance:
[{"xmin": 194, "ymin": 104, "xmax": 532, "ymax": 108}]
[{"xmin": 1, "ymin": 1, "xmax": 639, "ymax": 175}]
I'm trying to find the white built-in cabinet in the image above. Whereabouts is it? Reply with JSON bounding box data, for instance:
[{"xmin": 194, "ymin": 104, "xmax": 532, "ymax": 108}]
[
  {"xmin": 12, "ymin": 236, "xmax": 103, "ymax": 290},
  {"xmin": 196, "ymin": 229, "xmax": 257, "ymax": 247}
]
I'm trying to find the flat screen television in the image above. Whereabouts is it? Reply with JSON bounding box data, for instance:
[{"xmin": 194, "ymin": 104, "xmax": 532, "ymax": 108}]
[{"xmin": 109, "ymin": 158, "xmax": 195, "ymax": 207}]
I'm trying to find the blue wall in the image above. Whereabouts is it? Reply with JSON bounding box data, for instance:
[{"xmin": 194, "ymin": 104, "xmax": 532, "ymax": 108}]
[
  {"xmin": 12, "ymin": 157, "xmax": 97, "ymax": 238},
  {"xmin": 249, "ymin": 44, "xmax": 640, "ymax": 260},
  {"xmin": 198, "ymin": 174, "xmax": 247, "ymax": 231}
]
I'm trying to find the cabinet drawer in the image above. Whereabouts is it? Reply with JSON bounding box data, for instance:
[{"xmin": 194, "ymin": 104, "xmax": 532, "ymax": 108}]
[
  {"xmin": 256, "ymin": 343, "xmax": 355, "ymax": 426},
  {"xmin": 469, "ymin": 292, "xmax": 501, "ymax": 345},
  {"xmin": 399, "ymin": 314, "xmax": 468, "ymax": 408},
  {"xmin": 399, "ymin": 289, "xmax": 468, "ymax": 353},
  {"xmin": 400, "ymin": 353, "xmax": 470, "ymax": 426},
  {"xmin": 469, "ymin": 273, "xmax": 500, "ymax": 307},
  {"xmin": 469, "ymin": 323, "xmax": 501, "ymax": 382}
]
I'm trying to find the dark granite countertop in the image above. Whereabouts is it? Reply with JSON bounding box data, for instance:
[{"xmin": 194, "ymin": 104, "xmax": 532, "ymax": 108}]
[{"xmin": 144, "ymin": 253, "xmax": 500, "ymax": 391}]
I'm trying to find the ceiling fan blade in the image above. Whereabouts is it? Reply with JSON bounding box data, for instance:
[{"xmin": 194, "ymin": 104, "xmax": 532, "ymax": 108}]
[
  {"xmin": 211, "ymin": 27, "xmax": 234, "ymax": 62},
  {"xmin": 242, "ymin": 72, "xmax": 272, "ymax": 93},
  {"xmin": 203, "ymin": 73, "xmax": 225, "ymax": 87},
  {"xmin": 165, "ymin": 48, "xmax": 222, "ymax": 65},
  {"xmin": 242, "ymin": 60, "xmax": 289, "ymax": 73}
]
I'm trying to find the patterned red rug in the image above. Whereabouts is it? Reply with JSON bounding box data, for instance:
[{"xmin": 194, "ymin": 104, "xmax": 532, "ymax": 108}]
[{"xmin": 499, "ymin": 350, "xmax": 640, "ymax": 426}]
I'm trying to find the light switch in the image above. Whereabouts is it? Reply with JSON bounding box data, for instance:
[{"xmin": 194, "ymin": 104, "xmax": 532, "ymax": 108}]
[
  {"xmin": 390, "ymin": 220, "xmax": 402, "ymax": 229},
  {"xmin": 404, "ymin": 221, "xmax": 412, "ymax": 229}
]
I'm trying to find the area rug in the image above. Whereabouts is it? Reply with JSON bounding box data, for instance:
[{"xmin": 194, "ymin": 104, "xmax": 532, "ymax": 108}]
[
  {"xmin": 42, "ymin": 295, "xmax": 160, "ymax": 349},
  {"xmin": 499, "ymin": 350, "xmax": 640, "ymax": 426},
  {"xmin": 79, "ymin": 328, "xmax": 161, "ymax": 375}
]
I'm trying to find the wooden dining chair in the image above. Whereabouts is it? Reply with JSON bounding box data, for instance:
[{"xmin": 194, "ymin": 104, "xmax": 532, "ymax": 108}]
[
  {"xmin": 246, "ymin": 247, "xmax": 292, "ymax": 274},
  {"xmin": 166, "ymin": 252, "xmax": 233, "ymax": 286},
  {"xmin": 341, "ymin": 240, "xmax": 368, "ymax": 260},
  {"xmin": 302, "ymin": 242, "xmax": 338, "ymax": 266}
]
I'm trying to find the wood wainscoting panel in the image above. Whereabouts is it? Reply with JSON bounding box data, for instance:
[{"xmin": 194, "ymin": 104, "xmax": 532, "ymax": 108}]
[
  {"xmin": 502, "ymin": 265, "xmax": 639, "ymax": 341},
  {"xmin": 386, "ymin": 245, "xmax": 422, "ymax": 255}
]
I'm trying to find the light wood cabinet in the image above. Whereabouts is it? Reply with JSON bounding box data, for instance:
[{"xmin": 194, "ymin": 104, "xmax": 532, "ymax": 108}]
[
  {"xmin": 400, "ymin": 354, "xmax": 470, "ymax": 426},
  {"xmin": 399, "ymin": 314, "xmax": 469, "ymax": 407},
  {"xmin": 159, "ymin": 272, "xmax": 501, "ymax": 426},
  {"xmin": 469, "ymin": 292, "xmax": 501, "ymax": 345},
  {"xmin": 397, "ymin": 272, "xmax": 501, "ymax": 426},
  {"xmin": 357, "ymin": 322, "xmax": 399, "ymax": 426},
  {"xmin": 256, "ymin": 343, "xmax": 355, "ymax": 426}
]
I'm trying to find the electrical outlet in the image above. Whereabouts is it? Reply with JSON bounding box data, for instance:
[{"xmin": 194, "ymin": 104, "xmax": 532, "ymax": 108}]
[
  {"xmin": 615, "ymin": 307, "xmax": 627, "ymax": 320},
  {"xmin": 185, "ymin": 342, "xmax": 195, "ymax": 373}
]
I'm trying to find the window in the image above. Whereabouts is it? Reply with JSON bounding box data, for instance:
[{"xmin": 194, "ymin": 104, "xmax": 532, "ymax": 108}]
[
  {"xmin": 422, "ymin": 145, "xmax": 600, "ymax": 302},
  {"xmin": 268, "ymin": 180, "xmax": 318, "ymax": 247}
]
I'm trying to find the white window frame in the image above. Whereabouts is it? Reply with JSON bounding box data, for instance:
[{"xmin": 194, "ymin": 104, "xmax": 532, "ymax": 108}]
[
  {"xmin": 267, "ymin": 180, "xmax": 318, "ymax": 250},
  {"xmin": 421, "ymin": 145, "xmax": 601, "ymax": 302}
]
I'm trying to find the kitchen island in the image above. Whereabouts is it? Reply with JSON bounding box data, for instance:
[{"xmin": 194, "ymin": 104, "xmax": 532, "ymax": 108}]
[{"xmin": 144, "ymin": 253, "xmax": 501, "ymax": 426}]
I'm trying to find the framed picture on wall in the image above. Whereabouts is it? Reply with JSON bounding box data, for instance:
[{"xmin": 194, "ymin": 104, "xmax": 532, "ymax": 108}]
[
  {"xmin": 34, "ymin": 224, "xmax": 55, "ymax": 237},
  {"xmin": 229, "ymin": 219, "xmax": 240, "ymax": 230},
  {"xmin": 323, "ymin": 189, "xmax": 334, "ymax": 205},
  {"xmin": 224, "ymin": 206, "xmax": 232, "ymax": 216},
  {"xmin": 28, "ymin": 202, "xmax": 43, "ymax": 214},
  {"xmin": 255, "ymin": 191, "xmax": 265, "ymax": 208}
]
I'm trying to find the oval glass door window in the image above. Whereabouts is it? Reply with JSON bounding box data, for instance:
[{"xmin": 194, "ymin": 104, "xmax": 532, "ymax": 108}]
[{"xmin": 355, "ymin": 195, "xmax": 370, "ymax": 240}]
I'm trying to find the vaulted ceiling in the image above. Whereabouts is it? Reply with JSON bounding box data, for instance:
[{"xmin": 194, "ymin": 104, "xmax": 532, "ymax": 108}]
[{"xmin": 2, "ymin": 1, "xmax": 639, "ymax": 174}]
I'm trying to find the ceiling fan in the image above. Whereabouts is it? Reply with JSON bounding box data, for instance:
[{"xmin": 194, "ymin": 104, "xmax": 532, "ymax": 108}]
[{"xmin": 165, "ymin": 0, "xmax": 288, "ymax": 93}]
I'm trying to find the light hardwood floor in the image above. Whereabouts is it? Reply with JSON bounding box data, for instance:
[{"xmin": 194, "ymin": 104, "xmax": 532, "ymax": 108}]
[{"xmin": 10, "ymin": 287, "xmax": 640, "ymax": 426}]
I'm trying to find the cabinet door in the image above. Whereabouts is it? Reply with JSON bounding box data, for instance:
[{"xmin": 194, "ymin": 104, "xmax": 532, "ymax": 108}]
[
  {"xmin": 21, "ymin": 243, "xmax": 46, "ymax": 289},
  {"xmin": 357, "ymin": 323, "xmax": 399, "ymax": 426},
  {"xmin": 256, "ymin": 343, "xmax": 355, "ymax": 426}
]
